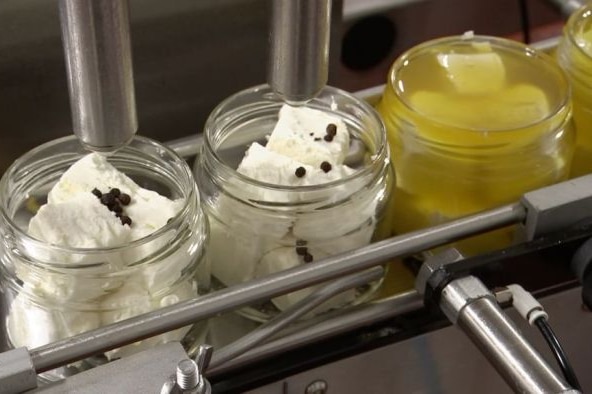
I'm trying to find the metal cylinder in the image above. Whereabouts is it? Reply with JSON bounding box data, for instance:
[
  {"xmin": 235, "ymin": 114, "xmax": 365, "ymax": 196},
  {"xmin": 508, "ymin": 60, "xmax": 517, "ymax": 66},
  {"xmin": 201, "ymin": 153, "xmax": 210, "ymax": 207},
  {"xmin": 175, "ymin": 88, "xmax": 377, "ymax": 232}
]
[
  {"xmin": 59, "ymin": 0, "xmax": 137, "ymax": 151},
  {"xmin": 441, "ymin": 277, "xmax": 576, "ymax": 394},
  {"xmin": 268, "ymin": 0, "xmax": 331, "ymax": 103}
]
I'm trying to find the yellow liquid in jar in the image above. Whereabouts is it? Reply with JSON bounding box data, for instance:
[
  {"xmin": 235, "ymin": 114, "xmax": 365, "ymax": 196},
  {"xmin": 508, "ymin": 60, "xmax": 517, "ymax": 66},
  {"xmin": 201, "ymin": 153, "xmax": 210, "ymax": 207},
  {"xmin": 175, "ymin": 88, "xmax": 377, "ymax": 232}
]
[
  {"xmin": 377, "ymin": 37, "xmax": 574, "ymax": 254},
  {"xmin": 558, "ymin": 8, "xmax": 592, "ymax": 177}
]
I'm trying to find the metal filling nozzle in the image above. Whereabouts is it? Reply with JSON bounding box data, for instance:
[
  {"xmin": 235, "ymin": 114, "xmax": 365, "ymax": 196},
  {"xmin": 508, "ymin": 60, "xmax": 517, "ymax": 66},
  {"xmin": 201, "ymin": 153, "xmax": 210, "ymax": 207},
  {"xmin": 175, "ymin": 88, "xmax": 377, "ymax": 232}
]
[
  {"xmin": 268, "ymin": 0, "xmax": 332, "ymax": 104},
  {"xmin": 59, "ymin": 0, "xmax": 138, "ymax": 152}
]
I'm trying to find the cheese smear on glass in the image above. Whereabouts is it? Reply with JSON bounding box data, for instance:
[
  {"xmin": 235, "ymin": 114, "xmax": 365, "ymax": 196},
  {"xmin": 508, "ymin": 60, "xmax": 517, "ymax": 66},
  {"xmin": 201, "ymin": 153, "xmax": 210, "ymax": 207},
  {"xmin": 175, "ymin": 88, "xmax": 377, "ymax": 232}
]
[{"xmin": 7, "ymin": 153, "xmax": 193, "ymax": 357}]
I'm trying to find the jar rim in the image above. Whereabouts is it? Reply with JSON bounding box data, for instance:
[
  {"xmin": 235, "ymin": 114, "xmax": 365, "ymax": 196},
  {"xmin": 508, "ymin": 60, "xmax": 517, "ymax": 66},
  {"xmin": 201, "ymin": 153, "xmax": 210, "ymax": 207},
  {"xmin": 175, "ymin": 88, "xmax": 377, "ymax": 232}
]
[
  {"xmin": 0, "ymin": 135, "xmax": 199, "ymax": 257},
  {"xmin": 386, "ymin": 34, "xmax": 571, "ymax": 134},
  {"xmin": 565, "ymin": 5, "xmax": 592, "ymax": 60},
  {"xmin": 203, "ymin": 83, "xmax": 389, "ymax": 193}
]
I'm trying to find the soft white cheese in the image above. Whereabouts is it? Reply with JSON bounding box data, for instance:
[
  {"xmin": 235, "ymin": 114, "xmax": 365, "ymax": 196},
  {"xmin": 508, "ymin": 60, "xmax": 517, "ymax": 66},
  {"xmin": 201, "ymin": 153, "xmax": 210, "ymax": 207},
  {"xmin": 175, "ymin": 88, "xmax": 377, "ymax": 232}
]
[
  {"xmin": 8, "ymin": 153, "xmax": 193, "ymax": 357},
  {"xmin": 209, "ymin": 104, "xmax": 379, "ymax": 313},
  {"xmin": 44, "ymin": 153, "xmax": 183, "ymax": 243},
  {"xmin": 237, "ymin": 142, "xmax": 353, "ymax": 187},
  {"xmin": 266, "ymin": 105, "xmax": 350, "ymax": 166}
]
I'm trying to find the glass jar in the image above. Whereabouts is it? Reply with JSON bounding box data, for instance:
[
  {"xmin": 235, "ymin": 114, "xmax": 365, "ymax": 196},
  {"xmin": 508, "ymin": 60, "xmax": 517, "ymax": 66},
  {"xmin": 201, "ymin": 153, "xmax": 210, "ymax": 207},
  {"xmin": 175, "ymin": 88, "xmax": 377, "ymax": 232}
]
[
  {"xmin": 376, "ymin": 34, "xmax": 574, "ymax": 255},
  {"xmin": 194, "ymin": 84, "xmax": 393, "ymax": 321},
  {"xmin": 558, "ymin": 5, "xmax": 592, "ymax": 177},
  {"xmin": 0, "ymin": 136, "xmax": 209, "ymax": 377}
]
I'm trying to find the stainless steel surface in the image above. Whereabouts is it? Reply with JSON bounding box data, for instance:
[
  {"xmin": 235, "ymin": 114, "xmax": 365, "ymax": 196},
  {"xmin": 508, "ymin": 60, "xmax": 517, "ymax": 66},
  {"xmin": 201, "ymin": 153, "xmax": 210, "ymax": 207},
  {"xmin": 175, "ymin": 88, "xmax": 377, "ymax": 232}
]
[
  {"xmin": 0, "ymin": 0, "xmax": 562, "ymax": 173},
  {"xmin": 520, "ymin": 175, "xmax": 592, "ymax": 241},
  {"xmin": 439, "ymin": 277, "xmax": 494, "ymax": 324},
  {"xmin": 459, "ymin": 297, "xmax": 573, "ymax": 393},
  {"xmin": 31, "ymin": 342, "xmax": 188, "ymax": 394},
  {"xmin": 0, "ymin": 0, "xmax": 344, "ymax": 173},
  {"xmin": 246, "ymin": 288, "xmax": 589, "ymax": 394},
  {"xmin": 209, "ymin": 267, "xmax": 384, "ymax": 370},
  {"xmin": 269, "ymin": 0, "xmax": 331, "ymax": 103},
  {"xmin": 207, "ymin": 290, "xmax": 423, "ymax": 378},
  {"xmin": 0, "ymin": 347, "xmax": 37, "ymax": 394},
  {"xmin": 59, "ymin": 0, "xmax": 137, "ymax": 151},
  {"xmin": 28, "ymin": 203, "xmax": 523, "ymax": 374}
]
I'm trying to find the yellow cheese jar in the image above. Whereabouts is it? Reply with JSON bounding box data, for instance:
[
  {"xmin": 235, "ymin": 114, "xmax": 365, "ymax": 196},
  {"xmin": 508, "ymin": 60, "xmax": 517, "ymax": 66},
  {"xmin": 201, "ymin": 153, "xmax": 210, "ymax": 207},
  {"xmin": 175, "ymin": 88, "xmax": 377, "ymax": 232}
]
[
  {"xmin": 377, "ymin": 34, "xmax": 574, "ymax": 254},
  {"xmin": 558, "ymin": 5, "xmax": 592, "ymax": 177}
]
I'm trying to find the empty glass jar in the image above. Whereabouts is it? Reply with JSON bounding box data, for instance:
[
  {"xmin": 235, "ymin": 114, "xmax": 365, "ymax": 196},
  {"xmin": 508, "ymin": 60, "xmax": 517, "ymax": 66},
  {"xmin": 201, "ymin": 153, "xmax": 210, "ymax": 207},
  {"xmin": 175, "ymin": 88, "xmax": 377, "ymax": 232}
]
[
  {"xmin": 0, "ymin": 136, "xmax": 209, "ymax": 377},
  {"xmin": 194, "ymin": 84, "xmax": 393, "ymax": 321}
]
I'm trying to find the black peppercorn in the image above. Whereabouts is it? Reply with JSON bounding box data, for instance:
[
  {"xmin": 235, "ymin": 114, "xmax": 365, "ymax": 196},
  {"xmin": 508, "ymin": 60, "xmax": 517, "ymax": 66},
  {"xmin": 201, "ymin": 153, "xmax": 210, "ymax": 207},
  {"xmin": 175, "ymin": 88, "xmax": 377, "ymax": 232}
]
[
  {"xmin": 295, "ymin": 246, "xmax": 308, "ymax": 256},
  {"xmin": 323, "ymin": 134, "xmax": 334, "ymax": 142},
  {"xmin": 303, "ymin": 253, "xmax": 314, "ymax": 263},
  {"xmin": 326, "ymin": 123, "xmax": 337, "ymax": 136},
  {"xmin": 320, "ymin": 161, "xmax": 332, "ymax": 173},
  {"xmin": 120, "ymin": 215, "xmax": 132, "ymax": 226},
  {"xmin": 91, "ymin": 188, "xmax": 102, "ymax": 198},
  {"xmin": 100, "ymin": 193, "xmax": 116, "ymax": 206},
  {"xmin": 295, "ymin": 167, "xmax": 306, "ymax": 178},
  {"xmin": 118, "ymin": 193, "xmax": 131, "ymax": 206},
  {"xmin": 110, "ymin": 188, "xmax": 121, "ymax": 197}
]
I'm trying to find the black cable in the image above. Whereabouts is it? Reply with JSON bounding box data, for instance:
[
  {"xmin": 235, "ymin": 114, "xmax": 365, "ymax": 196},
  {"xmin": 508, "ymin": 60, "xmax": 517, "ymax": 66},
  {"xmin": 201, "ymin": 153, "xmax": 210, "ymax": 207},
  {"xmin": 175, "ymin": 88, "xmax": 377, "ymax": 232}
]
[
  {"xmin": 517, "ymin": 0, "xmax": 531, "ymax": 44},
  {"xmin": 534, "ymin": 317, "xmax": 582, "ymax": 391}
]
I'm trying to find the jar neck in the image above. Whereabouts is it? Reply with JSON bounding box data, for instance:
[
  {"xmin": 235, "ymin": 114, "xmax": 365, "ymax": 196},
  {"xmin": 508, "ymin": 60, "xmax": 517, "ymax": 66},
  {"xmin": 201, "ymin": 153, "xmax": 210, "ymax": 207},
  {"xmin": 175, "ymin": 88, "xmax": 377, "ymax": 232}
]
[
  {"xmin": 200, "ymin": 86, "xmax": 390, "ymax": 208},
  {"xmin": 380, "ymin": 81, "xmax": 573, "ymax": 157},
  {"xmin": 0, "ymin": 135, "xmax": 204, "ymax": 269}
]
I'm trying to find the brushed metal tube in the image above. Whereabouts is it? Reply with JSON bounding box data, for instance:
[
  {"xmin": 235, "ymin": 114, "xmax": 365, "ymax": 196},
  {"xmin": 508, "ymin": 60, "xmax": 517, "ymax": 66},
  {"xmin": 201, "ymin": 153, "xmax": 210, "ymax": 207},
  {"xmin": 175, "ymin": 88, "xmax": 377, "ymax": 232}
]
[
  {"xmin": 268, "ymin": 0, "xmax": 331, "ymax": 103},
  {"xmin": 29, "ymin": 204, "xmax": 524, "ymax": 373},
  {"xmin": 59, "ymin": 0, "xmax": 137, "ymax": 151},
  {"xmin": 442, "ymin": 278, "xmax": 575, "ymax": 393}
]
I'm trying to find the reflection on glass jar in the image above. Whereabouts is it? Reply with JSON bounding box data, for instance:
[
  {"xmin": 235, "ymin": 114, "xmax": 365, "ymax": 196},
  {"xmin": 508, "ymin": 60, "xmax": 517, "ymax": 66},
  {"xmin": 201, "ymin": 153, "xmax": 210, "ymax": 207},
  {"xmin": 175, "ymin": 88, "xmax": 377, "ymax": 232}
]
[
  {"xmin": 377, "ymin": 34, "xmax": 574, "ymax": 254},
  {"xmin": 0, "ymin": 136, "xmax": 209, "ymax": 378},
  {"xmin": 558, "ymin": 5, "xmax": 592, "ymax": 177},
  {"xmin": 194, "ymin": 84, "xmax": 392, "ymax": 321}
]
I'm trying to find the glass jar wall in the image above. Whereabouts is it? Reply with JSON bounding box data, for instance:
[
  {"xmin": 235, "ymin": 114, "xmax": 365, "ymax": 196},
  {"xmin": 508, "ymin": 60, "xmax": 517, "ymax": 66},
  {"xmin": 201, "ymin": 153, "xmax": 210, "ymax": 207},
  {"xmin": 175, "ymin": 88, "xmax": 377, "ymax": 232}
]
[
  {"xmin": 558, "ymin": 5, "xmax": 592, "ymax": 177},
  {"xmin": 0, "ymin": 136, "xmax": 209, "ymax": 377},
  {"xmin": 376, "ymin": 34, "xmax": 574, "ymax": 254},
  {"xmin": 194, "ymin": 84, "xmax": 393, "ymax": 321}
]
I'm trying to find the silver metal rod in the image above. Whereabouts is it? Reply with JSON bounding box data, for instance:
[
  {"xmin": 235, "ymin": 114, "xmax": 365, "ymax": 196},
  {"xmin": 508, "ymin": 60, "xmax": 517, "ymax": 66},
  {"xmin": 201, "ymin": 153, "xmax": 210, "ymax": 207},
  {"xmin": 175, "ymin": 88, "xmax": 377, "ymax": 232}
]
[
  {"xmin": 459, "ymin": 298, "xmax": 575, "ymax": 393},
  {"xmin": 210, "ymin": 267, "xmax": 384, "ymax": 369},
  {"xmin": 268, "ymin": 0, "xmax": 331, "ymax": 103},
  {"xmin": 29, "ymin": 203, "xmax": 524, "ymax": 373},
  {"xmin": 59, "ymin": 0, "xmax": 137, "ymax": 151},
  {"xmin": 207, "ymin": 289, "xmax": 423, "ymax": 377}
]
